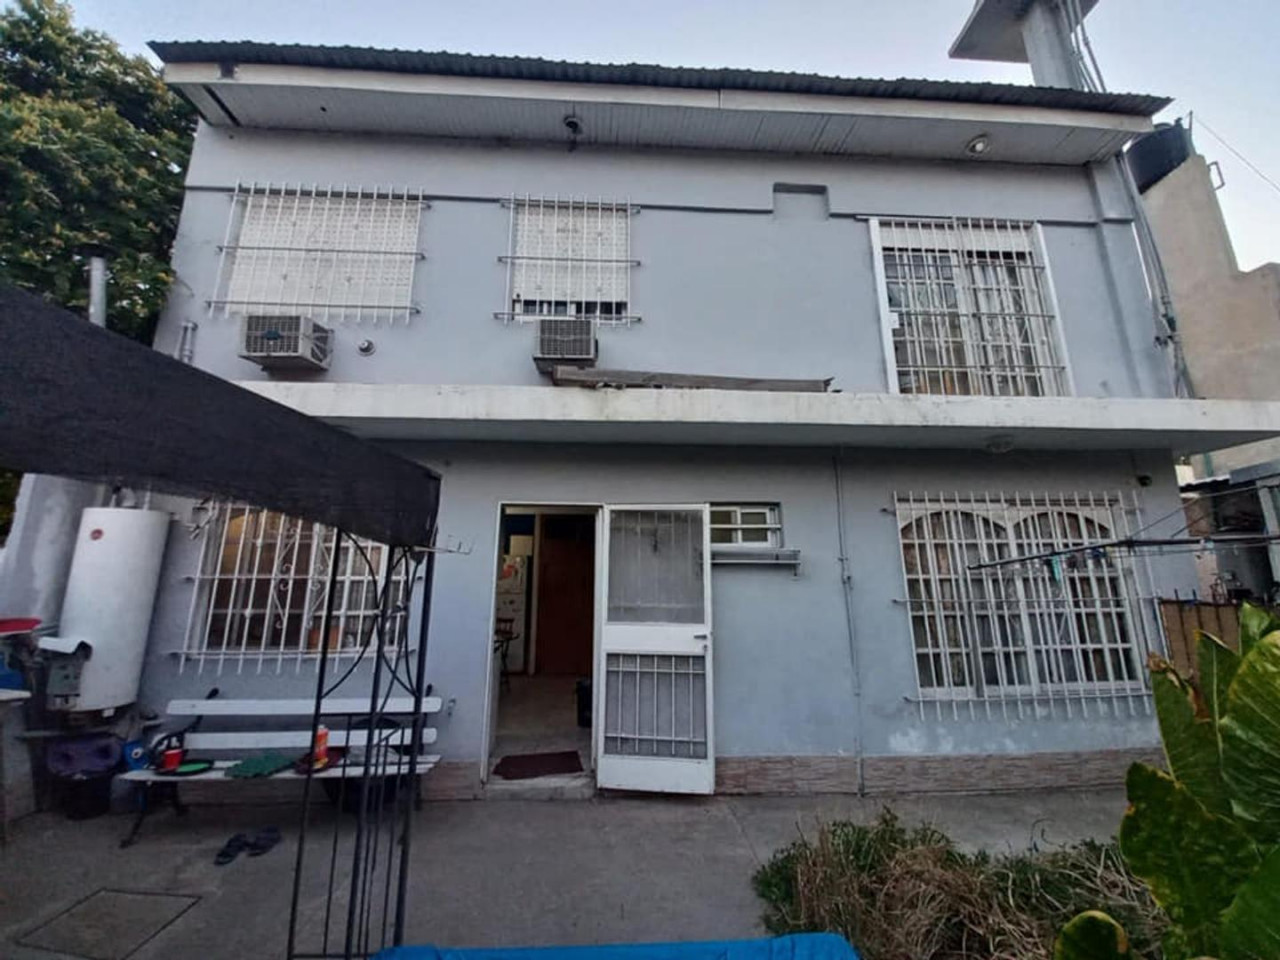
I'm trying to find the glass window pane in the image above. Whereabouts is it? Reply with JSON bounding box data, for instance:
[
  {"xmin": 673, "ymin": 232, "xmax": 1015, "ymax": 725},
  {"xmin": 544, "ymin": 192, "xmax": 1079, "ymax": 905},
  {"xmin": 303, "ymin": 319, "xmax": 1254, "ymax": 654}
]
[{"xmin": 608, "ymin": 510, "xmax": 705, "ymax": 624}]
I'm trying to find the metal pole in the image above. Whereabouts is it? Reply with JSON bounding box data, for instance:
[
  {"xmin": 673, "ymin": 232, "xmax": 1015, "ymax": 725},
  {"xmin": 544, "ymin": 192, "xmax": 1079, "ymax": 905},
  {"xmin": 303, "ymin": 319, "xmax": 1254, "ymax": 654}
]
[
  {"xmin": 393, "ymin": 539, "xmax": 437, "ymax": 945},
  {"xmin": 286, "ymin": 530, "xmax": 344, "ymax": 960},
  {"xmin": 345, "ymin": 540, "xmax": 394, "ymax": 960},
  {"xmin": 88, "ymin": 255, "xmax": 108, "ymax": 328}
]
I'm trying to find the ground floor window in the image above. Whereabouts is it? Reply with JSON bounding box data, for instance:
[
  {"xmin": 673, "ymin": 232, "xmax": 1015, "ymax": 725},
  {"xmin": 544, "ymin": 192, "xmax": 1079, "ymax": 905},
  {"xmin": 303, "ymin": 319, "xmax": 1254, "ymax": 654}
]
[
  {"xmin": 894, "ymin": 491, "xmax": 1159, "ymax": 715},
  {"xmin": 182, "ymin": 504, "xmax": 409, "ymax": 670},
  {"xmin": 710, "ymin": 504, "xmax": 782, "ymax": 547}
]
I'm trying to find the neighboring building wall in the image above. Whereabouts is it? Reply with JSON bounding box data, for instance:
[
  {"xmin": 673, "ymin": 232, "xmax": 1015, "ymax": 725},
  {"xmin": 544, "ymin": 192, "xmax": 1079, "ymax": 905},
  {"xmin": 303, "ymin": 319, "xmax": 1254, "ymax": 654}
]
[
  {"xmin": 138, "ymin": 442, "xmax": 1191, "ymax": 792},
  {"xmin": 1141, "ymin": 154, "xmax": 1280, "ymax": 474},
  {"xmin": 153, "ymin": 125, "xmax": 1173, "ymax": 401},
  {"xmin": 0, "ymin": 476, "xmax": 101, "ymax": 627}
]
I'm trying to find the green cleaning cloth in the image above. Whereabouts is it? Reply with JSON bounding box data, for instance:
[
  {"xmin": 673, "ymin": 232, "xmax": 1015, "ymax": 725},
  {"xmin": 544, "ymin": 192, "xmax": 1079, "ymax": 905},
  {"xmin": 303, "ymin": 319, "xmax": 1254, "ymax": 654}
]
[{"xmin": 225, "ymin": 752, "xmax": 296, "ymax": 778}]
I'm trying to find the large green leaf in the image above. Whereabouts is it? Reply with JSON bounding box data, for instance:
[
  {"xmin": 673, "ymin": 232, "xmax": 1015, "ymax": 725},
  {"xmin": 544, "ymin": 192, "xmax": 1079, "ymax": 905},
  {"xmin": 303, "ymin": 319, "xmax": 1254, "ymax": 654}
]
[
  {"xmin": 1221, "ymin": 844, "xmax": 1280, "ymax": 960},
  {"xmin": 1237, "ymin": 603, "xmax": 1280, "ymax": 659},
  {"xmin": 1222, "ymin": 634, "xmax": 1280, "ymax": 840},
  {"xmin": 1120, "ymin": 763, "xmax": 1259, "ymax": 938},
  {"xmin": 1199, "ymin": 632, "xmax": 1242, "ymax": 745},
  {"xmin": 1153, "ymin": 665, "xmax": 1231, "ymax": 816},
  {"xmin": 1054, "ymin": 911, "xmax": 1132, "ymax": 960}
]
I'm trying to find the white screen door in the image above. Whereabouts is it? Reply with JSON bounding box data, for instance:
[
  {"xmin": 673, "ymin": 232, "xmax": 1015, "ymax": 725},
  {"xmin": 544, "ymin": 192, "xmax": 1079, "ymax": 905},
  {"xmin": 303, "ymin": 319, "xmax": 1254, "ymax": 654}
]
[{"xmin": 597, "ymin": 505, "xmax": 714, "ymax": 794}]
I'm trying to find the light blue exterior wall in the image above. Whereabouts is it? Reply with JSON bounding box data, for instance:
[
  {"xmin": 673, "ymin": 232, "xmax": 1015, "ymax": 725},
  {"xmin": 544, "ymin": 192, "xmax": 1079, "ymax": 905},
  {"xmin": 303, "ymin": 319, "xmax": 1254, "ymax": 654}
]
[
  {"xmin": 154, "ymin": 124, "xmax": 1173, "ymax": 399},
  {"xmin": 139, "ymin": 444, "xmax": 1191, "ymax": 768},
  {"xmin": 130, "ymin": 120, "xmax": 1196, "ymax": 783}
]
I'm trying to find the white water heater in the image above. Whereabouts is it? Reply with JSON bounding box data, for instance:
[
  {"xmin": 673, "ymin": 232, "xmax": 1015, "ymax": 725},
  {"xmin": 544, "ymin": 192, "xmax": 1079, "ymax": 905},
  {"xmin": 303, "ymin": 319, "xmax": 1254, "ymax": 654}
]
[{"xmin": 38, "ymin": 507, "xmax": 169, "ymax": 713}]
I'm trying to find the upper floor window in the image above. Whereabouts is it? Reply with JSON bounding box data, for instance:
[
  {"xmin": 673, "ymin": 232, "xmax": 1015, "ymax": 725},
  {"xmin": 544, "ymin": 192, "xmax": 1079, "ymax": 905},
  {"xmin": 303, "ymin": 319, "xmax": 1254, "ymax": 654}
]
[
  {"xmin": 870, "ymin": 217, "xmax": 1069, "ymax": 398},
  {"xmin": 213, "ymin": 183, "xmax": 426, "ymax": 325},
  {"xmin": 500, "ymin": 197, "xmax": 637, "ymax": 324},
  {"xmin": 895, "ymin": 491, "xmax": 1159, "ymax": 718}
]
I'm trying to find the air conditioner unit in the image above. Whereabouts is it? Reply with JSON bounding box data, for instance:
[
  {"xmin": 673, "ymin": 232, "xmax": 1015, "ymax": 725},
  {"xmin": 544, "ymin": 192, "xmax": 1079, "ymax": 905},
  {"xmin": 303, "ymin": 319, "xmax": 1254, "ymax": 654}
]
[
  {"xmin": 533, "ymin": 315, "xmax": 597, "ymax": 374},
  {"xmin": 239, "ymin": 315, "xmax": 332, "ymax": 371}
]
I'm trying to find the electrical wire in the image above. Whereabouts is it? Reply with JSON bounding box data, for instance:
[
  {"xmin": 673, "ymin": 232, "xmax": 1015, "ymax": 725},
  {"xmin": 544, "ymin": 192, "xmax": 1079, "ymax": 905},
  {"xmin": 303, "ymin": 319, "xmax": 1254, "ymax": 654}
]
[{"xmin": 1193, "ymin": 116, "xmax": 1280, "ymax": 199}]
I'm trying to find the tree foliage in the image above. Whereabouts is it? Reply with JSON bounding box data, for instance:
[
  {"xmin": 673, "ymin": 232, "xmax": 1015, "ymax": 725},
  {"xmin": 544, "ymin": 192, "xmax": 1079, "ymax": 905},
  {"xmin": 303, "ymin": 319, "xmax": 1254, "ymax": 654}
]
[
  {"xmin": 0, "ymin": 0, "xmax": 194, "ymax": 342},
  {"xmin": 0, "ymin": 0, "xmax": 194, "ymax": 540}
]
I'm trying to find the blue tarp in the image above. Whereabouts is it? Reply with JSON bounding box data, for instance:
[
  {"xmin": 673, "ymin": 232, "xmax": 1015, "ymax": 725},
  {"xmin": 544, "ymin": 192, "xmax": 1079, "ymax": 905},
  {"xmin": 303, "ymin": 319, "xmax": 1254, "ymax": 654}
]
[{"xmin": 376, "ymin": 934, "xmax": 858, "ymax": 960}]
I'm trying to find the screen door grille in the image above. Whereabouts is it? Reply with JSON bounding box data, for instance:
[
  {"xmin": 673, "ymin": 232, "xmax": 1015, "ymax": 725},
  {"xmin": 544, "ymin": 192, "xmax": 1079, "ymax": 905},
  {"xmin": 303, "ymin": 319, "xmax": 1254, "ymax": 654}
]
[
  {"xmin": 604, "ymin": 653, "xmax": 708, "ymax": 758},
  {"xmin": 606, "ymin": 509, "xmax": 705, "ymax": 624}
]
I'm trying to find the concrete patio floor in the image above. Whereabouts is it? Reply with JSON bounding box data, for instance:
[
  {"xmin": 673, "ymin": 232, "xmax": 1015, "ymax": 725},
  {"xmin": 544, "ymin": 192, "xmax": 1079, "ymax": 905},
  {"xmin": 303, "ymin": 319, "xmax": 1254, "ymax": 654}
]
[{"xmin": 0, "ymin": 788, "xmax": 1127, "ymax": 960}]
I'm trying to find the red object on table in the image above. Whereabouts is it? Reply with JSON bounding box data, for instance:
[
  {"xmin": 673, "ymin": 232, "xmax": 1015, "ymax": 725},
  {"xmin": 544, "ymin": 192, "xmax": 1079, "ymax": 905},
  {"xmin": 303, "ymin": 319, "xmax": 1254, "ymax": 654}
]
[{"xmin": 0, "ymin": 618, "xmax": 41, "ymax": 637}]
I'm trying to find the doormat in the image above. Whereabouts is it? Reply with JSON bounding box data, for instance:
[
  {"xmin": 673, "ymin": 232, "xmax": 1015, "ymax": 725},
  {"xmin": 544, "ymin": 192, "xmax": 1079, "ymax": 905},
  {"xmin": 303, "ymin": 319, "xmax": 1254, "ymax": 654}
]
[
  {"xmin": 493, "ymin": 750, "xmax": 583, "ymax": 780},
  {"xmin": 19, "ymin": 889, "xmax": 199, "ymax": 960}
]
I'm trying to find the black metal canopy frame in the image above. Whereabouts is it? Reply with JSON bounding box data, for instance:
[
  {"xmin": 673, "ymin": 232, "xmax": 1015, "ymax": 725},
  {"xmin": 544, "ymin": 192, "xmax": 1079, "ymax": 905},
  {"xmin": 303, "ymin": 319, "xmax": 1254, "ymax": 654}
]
[
  {"xmin": 0, "ymin": 284, "xmax": 443, "ymax": 957},
  {"xmin": 0, "ymin": 285, "xmax": 439, "ymax": 546},
  {"xmin": 287, "ymin": 534, "xmax": 439, "ymax": 960}
]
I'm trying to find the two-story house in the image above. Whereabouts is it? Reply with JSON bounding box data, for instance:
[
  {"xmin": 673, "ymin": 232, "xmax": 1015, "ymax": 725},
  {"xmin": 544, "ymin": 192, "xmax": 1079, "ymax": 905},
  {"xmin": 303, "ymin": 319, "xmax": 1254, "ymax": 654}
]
[{"xmin": 13, "ymin": 0, "xmax": 1278, "ymax": 800}]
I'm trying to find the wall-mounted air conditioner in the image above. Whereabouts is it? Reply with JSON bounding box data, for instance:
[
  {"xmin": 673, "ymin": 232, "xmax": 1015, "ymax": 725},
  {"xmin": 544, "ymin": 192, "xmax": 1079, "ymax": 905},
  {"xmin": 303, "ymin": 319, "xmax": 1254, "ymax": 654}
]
[
  {"xmin": 239, "ymin": 315, "xmax": 332, "ymax": 371},
  {"xmin": 533, "ymin": 316, "xmax": 597, "ymax": 374}
]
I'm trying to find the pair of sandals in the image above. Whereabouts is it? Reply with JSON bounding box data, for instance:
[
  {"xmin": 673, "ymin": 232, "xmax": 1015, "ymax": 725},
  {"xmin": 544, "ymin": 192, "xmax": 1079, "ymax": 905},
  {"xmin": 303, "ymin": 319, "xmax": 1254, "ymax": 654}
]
[{"xmin": 215, "ymin": 826, "xmax": 281, "ymax": 865}]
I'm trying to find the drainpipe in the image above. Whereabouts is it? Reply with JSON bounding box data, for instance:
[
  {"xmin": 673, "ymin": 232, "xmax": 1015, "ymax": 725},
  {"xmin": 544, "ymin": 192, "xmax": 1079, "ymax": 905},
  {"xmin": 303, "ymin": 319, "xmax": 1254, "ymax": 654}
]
[
  {"xmin": 831, "ymin": 449, "xmax": 863, "ymax": 789},
  {"xmin": 176, "ymin": 320, "xmax": 198, "ymax": 364},
  {"xmin": 86, "ymin": 253, "xmax": 108, "ymax": 328},
  {"xmin": 1114, "ymin": 153, "xmax": 1197, "ymax": 399}
]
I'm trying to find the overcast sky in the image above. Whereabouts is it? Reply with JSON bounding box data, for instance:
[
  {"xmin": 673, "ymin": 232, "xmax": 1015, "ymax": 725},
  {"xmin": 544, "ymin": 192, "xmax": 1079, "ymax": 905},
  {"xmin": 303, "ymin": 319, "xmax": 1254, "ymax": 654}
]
[{"xmin": 64, "ymin": 0, "xmax": 1280, "ymax": 271}]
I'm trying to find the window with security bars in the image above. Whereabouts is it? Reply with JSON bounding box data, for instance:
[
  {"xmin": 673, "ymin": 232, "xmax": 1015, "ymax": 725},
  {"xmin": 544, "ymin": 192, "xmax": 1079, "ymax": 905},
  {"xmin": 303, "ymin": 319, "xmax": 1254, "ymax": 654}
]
[
  {"xmin": 212, "ymin": 183, "xmax": 425, "ymax": 324},
  {"xmin": 501, "ymin": 197, "xmax": 636, "ymax": 324},
  {"xmin": 895, "ymin": 491, "xmax": 1160, "ymax": 718},
  {"xmin": 872, "ymin": 218, "xmax": 1069, "ymax": 397},
  {"xmin": 182, "ymin": 505, "xmax": 409, "ymax": 672},
  {"xmin": 710, "ymin": 505, "xmax": 782, "ymax": 547}
]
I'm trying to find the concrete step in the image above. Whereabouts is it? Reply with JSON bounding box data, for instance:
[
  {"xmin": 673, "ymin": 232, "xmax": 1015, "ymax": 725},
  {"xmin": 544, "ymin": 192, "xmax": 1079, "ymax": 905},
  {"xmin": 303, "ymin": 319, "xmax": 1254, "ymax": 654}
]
[{"xmin": 481, "ymin": 771, "xmax": 595, "ymax": 801}]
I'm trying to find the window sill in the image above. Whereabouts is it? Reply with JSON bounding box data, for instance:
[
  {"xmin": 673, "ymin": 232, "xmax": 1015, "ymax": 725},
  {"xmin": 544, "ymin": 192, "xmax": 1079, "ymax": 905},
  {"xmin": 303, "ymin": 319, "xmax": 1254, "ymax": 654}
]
[
  {"xmin": 910, "ymin": 685, "xmax": 1150, "ymax": 704},
  {"xmin": 710, "ymin": 546, "xmax": 801, "ymax": 570}
]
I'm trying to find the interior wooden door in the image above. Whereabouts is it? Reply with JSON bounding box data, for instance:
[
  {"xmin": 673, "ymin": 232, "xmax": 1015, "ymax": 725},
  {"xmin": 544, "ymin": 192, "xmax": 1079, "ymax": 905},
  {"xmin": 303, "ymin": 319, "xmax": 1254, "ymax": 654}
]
[{"xmin": 534, "ymin": 513, "xmax": 595, "ymax": 676}]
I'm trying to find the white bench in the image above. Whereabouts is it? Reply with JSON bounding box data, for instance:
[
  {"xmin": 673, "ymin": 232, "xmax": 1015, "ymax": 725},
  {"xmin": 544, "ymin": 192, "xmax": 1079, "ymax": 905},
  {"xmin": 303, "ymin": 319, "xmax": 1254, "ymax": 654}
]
[{"xmin": 118, "ymin": 695, "xmax": 442, "ymax": 846}]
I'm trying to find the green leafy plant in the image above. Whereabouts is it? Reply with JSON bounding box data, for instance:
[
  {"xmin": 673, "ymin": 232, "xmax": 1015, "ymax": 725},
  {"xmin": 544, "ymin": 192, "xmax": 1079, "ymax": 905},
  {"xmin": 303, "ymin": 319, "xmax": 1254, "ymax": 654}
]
[{"xmin": 1056, "ymin": 602, "xmax": 1280, "ymax": 960}]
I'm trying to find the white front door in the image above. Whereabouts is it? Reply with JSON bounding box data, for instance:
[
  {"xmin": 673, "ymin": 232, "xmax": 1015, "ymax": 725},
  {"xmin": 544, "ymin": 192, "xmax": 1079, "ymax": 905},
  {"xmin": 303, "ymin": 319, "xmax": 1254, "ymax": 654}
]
[{"xmin": 596, "ymin": 505, "xmax": 714, "ymax": 794}]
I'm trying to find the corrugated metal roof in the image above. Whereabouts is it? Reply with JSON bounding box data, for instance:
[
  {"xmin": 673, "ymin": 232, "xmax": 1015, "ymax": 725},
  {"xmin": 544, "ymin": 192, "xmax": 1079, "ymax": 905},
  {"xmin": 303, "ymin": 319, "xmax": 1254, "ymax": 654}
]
[{"xmin": 148, "ymin": 41, "xmax": 1171, "ymax": 117}]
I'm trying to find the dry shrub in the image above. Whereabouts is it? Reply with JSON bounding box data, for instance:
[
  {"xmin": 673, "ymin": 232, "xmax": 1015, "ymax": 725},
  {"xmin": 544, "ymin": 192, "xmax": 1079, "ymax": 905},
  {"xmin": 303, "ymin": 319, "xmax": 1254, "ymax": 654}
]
[{"xmin": 752, "ymin": 810, "xmax": 1166, "ymax": 960}]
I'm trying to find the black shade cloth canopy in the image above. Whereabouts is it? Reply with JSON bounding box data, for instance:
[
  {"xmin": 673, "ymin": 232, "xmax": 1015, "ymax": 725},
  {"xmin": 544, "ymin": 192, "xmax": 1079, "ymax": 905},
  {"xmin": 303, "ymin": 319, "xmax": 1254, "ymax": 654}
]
[{"xmin": 0, "ymin": 285, "xmax": 440, "ymax": 546}]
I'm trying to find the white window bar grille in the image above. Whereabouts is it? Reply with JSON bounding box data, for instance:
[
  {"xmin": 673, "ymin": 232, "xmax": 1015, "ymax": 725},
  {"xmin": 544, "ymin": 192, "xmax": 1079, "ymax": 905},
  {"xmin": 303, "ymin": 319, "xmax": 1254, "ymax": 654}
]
[
  {"xmin": 497, "ymin": 195, "xmax": 639, "ymax": 326},
  {"xmin": 894, "ymin": 490, "xmax": 1162, "ymax": 721},
  {"xmin": 210, "ymin": 183, "xmax": 426, "ymax": 325},
  {"xmin": 872, "ymin": 217, "xmax": 1069, "ymax": 397},
  {"xmin": 710, "ymin": 504, "xmax": 783, "ymax": 547},
  {"xmin": 180, "ymin": 504, "xmax": 410, "ymax": 675},
  {"xmin": 604, "ymin": 653, "xmax": 708, "ymax": 758}
]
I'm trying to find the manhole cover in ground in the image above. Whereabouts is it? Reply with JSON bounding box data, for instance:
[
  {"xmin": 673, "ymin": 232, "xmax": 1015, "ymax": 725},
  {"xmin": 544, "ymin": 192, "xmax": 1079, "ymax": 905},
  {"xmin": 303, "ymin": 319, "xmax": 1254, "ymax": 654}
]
[{"xmin": 20, "ymin": 889, "xmax": 199, "ymax": 960}]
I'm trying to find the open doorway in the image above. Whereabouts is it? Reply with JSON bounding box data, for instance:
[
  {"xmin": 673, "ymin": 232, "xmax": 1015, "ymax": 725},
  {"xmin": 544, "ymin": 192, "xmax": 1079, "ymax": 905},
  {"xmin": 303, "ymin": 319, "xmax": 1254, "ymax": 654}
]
[{"xmin": 489, "ymin": 505, "xmax": 597, "ymax": 784}]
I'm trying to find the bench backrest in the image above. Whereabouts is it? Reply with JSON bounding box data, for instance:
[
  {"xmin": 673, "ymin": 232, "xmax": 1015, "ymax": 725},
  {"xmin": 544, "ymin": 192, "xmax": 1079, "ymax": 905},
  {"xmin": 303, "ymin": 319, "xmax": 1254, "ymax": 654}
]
[{"xmin": 164, "ymin": 696, "xmax": 442, "ymax": 755}]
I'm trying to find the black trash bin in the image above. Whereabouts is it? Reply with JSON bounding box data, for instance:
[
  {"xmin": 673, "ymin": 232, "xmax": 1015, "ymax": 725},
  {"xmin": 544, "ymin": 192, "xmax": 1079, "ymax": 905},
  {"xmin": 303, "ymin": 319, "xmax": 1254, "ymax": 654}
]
[
  {"xmin": 57, "ymin": 772, "xmax": 115, "ymax": 820},
  {"xmin": 575, "ymin": 678, "xmax": 592, "ymax": 728},
  {"xmin": 47, "ymin": 734, "xmax": 122, "ymax": 821}
]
